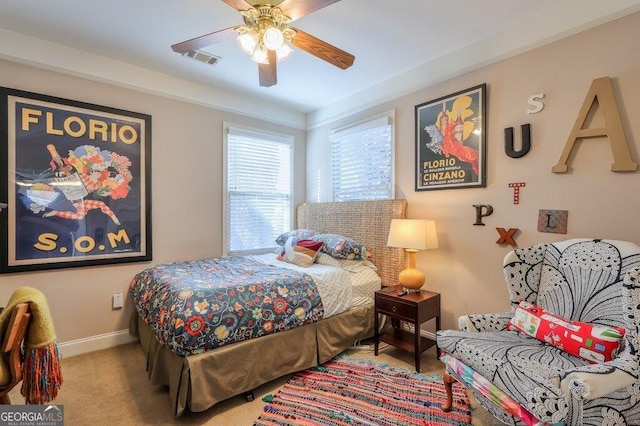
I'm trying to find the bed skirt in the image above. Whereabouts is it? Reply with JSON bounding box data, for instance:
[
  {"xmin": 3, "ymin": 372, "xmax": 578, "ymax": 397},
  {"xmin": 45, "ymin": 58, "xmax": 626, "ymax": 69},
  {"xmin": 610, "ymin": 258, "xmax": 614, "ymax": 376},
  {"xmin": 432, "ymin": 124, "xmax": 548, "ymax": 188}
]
[{"xmin": 129, "ymin": 303, "xmax": 375, "ymax": 416}]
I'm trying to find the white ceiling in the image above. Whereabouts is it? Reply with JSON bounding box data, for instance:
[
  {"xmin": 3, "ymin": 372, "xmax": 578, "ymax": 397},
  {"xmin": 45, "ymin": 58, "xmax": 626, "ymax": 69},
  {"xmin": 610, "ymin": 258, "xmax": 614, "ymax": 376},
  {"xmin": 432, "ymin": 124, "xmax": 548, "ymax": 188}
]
[{"xmin": 1, "ymin": 0, "xmax": 640, "ymax": 128}]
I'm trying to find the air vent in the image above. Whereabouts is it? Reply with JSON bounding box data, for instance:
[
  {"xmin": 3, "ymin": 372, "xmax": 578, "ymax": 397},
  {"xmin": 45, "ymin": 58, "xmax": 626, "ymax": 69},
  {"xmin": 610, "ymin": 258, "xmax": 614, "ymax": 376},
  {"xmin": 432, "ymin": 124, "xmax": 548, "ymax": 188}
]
[{"xmin": 182, "ymin": 50, "xmax": 221, "ymax": 66}]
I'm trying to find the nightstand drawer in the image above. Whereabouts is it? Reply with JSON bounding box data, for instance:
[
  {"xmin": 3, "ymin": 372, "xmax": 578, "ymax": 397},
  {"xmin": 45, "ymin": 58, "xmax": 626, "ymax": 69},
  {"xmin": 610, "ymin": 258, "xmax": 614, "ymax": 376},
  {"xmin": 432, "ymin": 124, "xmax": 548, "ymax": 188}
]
[{"xmin": 376, "ymin": 296, "xmax": 415, "ymax": 320}]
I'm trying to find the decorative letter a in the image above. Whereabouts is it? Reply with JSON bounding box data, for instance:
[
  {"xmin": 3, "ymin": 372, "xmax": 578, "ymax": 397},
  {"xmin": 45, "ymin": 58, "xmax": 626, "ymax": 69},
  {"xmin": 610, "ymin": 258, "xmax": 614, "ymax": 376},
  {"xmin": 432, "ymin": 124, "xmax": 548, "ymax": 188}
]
[{"xmin": 552, "ymin": 77, "xmax": 637, "ymax": 173}]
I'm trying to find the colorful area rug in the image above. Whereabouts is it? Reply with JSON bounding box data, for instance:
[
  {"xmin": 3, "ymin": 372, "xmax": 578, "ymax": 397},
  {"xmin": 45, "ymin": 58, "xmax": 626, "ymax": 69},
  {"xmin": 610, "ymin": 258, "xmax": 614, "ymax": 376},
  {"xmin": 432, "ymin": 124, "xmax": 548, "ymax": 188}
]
[{"xmin": 254, "ymin": 355, "xmax": 472, "ymax": 426}]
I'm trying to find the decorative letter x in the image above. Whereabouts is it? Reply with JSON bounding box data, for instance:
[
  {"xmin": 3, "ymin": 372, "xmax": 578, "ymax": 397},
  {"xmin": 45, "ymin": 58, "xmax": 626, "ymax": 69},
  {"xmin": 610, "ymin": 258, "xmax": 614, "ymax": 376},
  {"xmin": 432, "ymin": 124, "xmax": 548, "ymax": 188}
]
[{"xmin": 496, "ymin": 228, "xmax": 518, "ymax": 246}]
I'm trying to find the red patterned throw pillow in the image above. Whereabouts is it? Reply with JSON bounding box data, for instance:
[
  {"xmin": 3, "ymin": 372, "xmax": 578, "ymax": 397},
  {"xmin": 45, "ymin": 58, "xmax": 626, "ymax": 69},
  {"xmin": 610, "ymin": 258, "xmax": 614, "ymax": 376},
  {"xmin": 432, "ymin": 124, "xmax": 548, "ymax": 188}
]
[{"xmin": 507, "ymin": 301, "xmax": 625, "ymax": 363}]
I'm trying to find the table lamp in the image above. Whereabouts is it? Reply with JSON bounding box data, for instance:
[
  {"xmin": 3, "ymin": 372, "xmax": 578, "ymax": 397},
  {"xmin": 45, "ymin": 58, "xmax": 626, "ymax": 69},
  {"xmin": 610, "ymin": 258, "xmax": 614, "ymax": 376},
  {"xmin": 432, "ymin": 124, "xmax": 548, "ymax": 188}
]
[{"xmin": 387, "ymin": 219, "xmax": 439, "ymax": 292}]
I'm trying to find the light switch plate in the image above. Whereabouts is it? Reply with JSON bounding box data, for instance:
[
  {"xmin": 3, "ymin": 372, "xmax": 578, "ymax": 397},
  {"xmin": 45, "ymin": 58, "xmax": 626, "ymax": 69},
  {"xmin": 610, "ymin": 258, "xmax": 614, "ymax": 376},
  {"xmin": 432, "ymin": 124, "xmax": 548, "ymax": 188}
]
[{"xmin": 112, "ymin": 292, "xmax": 124, "ymax": 309}]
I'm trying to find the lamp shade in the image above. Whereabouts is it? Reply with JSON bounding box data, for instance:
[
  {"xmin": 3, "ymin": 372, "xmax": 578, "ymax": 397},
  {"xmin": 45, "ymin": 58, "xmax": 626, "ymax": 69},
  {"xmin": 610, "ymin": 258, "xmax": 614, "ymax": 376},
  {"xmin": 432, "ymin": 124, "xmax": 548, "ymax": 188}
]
[
  {"xmin": 387, "ymin": 219, "xmax": 438, "ymax": 250},
  {"xmin": 237, "ymin": 32, "xmax": 258, "ymax": 55},
  {"xmin": 250, "ymin": 44, "xmax": 269, "ymax": 64},
  {"xmin": 275, "ymin": 44, "xmax": 293, "ymax": 62},
  {"xmin": 263, "ymin": 27, "xmax": 284, "ymax": 51}
]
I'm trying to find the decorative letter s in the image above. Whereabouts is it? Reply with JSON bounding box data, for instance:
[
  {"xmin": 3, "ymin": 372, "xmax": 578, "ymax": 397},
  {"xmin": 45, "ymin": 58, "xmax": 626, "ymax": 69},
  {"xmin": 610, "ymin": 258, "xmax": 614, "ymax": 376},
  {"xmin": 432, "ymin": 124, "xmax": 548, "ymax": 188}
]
[{"xmin": 527, "ymin": 93, "xmax": 545, "ymax": 114}]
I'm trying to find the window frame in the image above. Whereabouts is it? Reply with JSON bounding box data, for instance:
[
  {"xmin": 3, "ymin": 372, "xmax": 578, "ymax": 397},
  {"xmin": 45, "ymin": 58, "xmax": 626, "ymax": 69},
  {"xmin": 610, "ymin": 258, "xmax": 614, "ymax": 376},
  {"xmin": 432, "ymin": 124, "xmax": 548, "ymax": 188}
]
[
  {"xmin": 223, "ymin": 122, "xmax": 294, "ymax": 256},
  {"xmin": 329, "ymin": 110, "xmax": 395, "ymax": 202}
]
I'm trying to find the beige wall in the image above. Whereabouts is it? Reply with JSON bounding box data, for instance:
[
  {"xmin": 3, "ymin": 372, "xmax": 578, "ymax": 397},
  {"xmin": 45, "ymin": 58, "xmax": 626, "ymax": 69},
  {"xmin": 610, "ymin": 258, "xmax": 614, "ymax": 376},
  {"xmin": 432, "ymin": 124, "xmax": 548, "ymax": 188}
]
[
  {"xmin": 0, "ymin": 61, "xmax": 307, "ymax": 348},
  {"xmin": 2, "ymin": 11, "xmax": 640, "ymax": 352},
  {"xmin": 307, "ymin": 12, "xmax": 640, "ymax": 330}
]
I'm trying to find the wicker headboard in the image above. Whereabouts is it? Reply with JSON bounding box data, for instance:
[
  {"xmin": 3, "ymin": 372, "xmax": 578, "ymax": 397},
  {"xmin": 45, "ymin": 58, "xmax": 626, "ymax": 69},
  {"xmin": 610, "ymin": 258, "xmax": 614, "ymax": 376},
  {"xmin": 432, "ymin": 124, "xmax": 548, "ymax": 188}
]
[{"xmin": 297, "ymin": 199, "xmax": 407, "ymax": 285}]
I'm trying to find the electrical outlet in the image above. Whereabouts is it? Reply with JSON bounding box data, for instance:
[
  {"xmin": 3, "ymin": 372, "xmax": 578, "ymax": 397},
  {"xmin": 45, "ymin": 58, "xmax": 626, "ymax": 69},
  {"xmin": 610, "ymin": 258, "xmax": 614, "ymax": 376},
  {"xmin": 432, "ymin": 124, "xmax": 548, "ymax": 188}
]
[{"xmin": 112, "ymin": 292, "xmax": 124, "ymax": 309}]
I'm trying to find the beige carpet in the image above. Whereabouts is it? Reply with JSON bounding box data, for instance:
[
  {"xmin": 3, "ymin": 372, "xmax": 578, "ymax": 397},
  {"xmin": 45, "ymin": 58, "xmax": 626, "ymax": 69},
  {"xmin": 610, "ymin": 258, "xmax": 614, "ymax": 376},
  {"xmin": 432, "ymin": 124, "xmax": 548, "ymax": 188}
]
[{"xmin": 9, "ymin": 341, "xmax": 503, "ymax": 425}]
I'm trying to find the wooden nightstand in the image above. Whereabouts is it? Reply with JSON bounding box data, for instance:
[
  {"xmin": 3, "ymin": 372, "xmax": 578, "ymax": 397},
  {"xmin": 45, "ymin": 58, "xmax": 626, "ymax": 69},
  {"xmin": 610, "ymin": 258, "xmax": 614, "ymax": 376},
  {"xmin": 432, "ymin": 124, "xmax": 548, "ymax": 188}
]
[{"xmin": 374, "ymin": 285, "xmax": 441, "ymax": 372}]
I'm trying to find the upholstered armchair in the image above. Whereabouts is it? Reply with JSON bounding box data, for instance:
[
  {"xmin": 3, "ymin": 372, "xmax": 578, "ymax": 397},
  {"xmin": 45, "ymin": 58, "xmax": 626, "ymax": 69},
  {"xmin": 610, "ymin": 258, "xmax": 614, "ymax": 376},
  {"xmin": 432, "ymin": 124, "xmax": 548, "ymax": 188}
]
[{"xmin": 436, "ymin": 238, "xmax": 640, "ymax": 426}]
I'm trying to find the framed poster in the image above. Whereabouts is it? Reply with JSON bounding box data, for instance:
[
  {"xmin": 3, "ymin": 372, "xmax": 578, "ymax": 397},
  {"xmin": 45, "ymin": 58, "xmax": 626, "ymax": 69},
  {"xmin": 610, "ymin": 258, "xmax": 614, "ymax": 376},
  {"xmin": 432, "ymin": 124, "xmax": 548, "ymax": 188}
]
[
  {"xmin": 415, "ymin": 83, "xmax": 486, "ymax": 191},
  {"xmin": 0, "ymin": 87, "xmax": 152, "ymax": 273}
]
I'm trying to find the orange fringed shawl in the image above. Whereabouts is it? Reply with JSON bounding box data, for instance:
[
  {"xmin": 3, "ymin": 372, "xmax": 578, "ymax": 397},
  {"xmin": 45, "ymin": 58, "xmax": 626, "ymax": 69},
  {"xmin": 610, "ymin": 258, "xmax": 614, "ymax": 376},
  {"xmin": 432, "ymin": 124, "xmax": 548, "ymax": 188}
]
[{"xmin": 0, "ymin": 287, "xmax": 63, "ymax": 404}]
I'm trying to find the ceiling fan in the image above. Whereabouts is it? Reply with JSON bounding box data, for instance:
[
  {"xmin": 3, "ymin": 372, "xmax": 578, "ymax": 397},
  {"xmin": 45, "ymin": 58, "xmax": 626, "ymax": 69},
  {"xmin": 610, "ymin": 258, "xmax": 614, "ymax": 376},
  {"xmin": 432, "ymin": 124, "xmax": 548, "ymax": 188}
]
[{"xmin": 171, "ymin": 0, "xmax": 355, "ymax": 87}]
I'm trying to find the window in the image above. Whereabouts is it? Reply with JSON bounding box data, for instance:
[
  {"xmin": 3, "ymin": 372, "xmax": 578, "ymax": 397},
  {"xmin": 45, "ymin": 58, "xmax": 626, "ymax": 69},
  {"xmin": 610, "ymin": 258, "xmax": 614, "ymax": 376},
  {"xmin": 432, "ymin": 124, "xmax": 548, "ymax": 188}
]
[
  {"xmin": 224, "ymin": 124, "xmax": 293, "ymax": 255},
  {"xmin": 330, "ymin": 111, "xmax": 394, "ymax": 201}
]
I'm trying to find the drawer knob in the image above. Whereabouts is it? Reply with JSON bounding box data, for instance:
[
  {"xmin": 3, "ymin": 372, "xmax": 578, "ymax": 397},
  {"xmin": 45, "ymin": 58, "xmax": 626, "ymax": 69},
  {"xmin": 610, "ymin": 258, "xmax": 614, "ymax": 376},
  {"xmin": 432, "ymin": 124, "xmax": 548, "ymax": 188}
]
[{"xmin": 392, "ymin": 306, "xmax": 397, "ymax": 312}]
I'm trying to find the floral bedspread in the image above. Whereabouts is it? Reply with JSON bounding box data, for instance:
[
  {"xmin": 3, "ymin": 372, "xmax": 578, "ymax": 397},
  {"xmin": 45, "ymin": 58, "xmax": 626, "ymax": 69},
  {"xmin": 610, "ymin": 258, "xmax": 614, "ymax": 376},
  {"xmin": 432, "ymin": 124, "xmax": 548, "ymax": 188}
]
[{"xmin": 129, "ymin": 256, "xmax": 324, "ymax": 356}]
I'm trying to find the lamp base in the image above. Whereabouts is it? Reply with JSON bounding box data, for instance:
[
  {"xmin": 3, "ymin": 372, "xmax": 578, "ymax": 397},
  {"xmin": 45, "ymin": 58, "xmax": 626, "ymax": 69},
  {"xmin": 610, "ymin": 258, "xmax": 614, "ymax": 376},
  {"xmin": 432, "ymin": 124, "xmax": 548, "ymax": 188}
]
[{"xmin": 398, "ymin": 267, "xmax": 425, "ymax": 292}]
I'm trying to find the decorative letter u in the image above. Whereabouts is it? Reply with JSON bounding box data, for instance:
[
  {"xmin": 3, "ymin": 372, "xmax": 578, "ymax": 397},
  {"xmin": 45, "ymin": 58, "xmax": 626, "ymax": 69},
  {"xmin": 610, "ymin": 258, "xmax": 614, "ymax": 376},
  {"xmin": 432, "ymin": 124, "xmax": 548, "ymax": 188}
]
[{"xmin": 504, "ymin": 124, "xmax": 531, "ymax": 158}]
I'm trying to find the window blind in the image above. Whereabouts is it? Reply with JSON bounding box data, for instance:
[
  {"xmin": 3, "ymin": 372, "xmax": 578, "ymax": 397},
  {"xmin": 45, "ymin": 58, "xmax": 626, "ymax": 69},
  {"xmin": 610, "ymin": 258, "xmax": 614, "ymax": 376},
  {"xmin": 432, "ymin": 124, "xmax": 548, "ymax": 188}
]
[
  {"xmin": 330, "ymin": 113, "xmax": 394, "ymax": 201},
  {"xmin": 226, "ymin": 125, "xmax": 292, "ymax": 255}
]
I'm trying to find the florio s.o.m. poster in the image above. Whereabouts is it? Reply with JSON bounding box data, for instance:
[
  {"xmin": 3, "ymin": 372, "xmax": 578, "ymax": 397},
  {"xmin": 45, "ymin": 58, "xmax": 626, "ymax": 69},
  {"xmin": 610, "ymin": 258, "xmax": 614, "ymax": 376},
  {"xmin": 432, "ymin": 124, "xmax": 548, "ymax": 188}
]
[{"xmin": 0, "ymin": 88, "xmax": 151, "ymax": 273}]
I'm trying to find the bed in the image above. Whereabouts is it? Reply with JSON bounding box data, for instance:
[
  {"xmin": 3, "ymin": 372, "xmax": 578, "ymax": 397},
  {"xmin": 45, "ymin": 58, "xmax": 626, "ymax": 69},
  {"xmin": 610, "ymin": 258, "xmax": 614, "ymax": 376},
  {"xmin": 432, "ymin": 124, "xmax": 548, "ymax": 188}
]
[{"xmin": 128, "ymin": 199, "xmax": 407, "ymax": 416}]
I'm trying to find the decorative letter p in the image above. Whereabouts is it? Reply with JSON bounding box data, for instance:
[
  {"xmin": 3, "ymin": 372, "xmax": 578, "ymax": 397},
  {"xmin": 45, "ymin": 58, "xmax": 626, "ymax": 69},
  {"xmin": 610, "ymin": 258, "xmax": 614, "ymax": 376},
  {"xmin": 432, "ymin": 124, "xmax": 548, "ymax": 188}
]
[{"xmin": 473, "ymin": 204, "xmax": 494, "ymax": 226}]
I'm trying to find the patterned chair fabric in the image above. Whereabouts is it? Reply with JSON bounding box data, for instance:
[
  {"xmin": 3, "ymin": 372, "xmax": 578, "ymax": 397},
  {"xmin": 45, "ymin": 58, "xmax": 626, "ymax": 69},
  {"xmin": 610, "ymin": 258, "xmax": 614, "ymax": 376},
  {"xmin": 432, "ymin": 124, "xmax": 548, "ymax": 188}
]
[{"xmin": 436, "ymin": 238, "xmax": 640, "ymax": 426}]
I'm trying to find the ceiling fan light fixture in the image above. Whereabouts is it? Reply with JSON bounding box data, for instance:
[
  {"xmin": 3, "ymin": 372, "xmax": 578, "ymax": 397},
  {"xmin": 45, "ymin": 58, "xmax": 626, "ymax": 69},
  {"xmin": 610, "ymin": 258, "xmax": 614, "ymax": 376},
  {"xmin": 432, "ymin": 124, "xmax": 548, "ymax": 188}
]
[
  {"xmin": 263, "ymin": 27, "xmax": 284, "ymax": 51},
  {"xmin": 237, "ymin": 31, "xmax": 258, "ymax": 55},
  {"xmin": 173, "ymin": 2, "xmax": 353, "ymax": 88}
]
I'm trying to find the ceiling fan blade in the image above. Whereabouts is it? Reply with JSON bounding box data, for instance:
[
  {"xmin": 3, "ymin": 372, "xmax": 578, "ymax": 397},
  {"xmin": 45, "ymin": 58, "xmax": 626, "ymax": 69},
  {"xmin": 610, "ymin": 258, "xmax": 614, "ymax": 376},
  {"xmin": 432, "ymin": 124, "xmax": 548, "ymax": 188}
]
[
  {"xmin": 171, "ymin": 26, "xmax": 237, "ymax": 54},
  {"xmin": 291, "ymin": 28, "xmax": 354, "ymax": 70},
  {"xmin": 221, "ymin": 0, "xmax": 253, "ymax": 11},
  {"xmin": 277, "ymin": 0, "xmax": 341, "ymax": 22},
  {"xmin": 259, "ymin": 50, "xmax": 278, "ymax": 87}
]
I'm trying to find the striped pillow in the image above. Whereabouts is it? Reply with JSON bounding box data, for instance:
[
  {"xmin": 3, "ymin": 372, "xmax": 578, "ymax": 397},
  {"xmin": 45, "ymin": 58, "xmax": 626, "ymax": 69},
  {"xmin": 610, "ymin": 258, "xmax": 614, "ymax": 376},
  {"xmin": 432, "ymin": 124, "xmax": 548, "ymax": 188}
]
[{"xmin": 277, "ymin": 237, "xmax": 323, "ymax": 267}]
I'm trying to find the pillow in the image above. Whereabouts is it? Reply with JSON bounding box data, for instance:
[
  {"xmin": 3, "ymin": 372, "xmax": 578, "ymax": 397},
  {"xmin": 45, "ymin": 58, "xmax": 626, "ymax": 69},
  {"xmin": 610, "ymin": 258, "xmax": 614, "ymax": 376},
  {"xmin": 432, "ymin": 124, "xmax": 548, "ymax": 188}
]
[
  {"xmin": 507, "ymin": 301, "xmax": 625, "ymax": 363},
  {"xmin": 315, "ymin": 252, "xmax": 378, "ymax": 272},
  {"xmin": 275, "ymin": 229, "xmax": 317, "ymax": 246},
  {"xmin": 311, "ymin": 233, "xmax": 369, "ymax": 260},
  {"xmin": 277, "ymin": 237, "xmax": 323, "ymax": 267}
]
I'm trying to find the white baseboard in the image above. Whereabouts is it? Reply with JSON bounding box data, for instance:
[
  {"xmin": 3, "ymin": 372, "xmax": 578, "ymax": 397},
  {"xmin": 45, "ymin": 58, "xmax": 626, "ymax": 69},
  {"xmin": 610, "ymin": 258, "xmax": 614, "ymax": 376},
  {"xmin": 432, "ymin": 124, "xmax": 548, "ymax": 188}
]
[
  {"xmin": 58, "ymin": 329, "xmax": 137, "ymax": 359},
  {"xmin": 422, "ymin": 330, "xmax": 437, "ymax": 340},
  {"xmin": 400, "ymin": 323, "xmax": 437, "ymax": 341}
]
